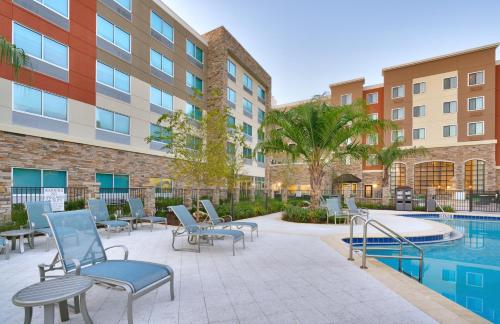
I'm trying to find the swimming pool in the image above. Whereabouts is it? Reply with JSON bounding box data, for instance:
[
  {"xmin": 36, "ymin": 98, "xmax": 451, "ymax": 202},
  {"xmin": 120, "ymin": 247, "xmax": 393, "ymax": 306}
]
[{"xmin": 373, "ymin": 218, "xmax": 500, "ymax": 323}]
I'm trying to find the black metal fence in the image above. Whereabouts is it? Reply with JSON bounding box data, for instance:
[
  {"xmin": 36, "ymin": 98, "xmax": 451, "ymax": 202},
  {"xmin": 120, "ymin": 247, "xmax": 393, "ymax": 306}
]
[
  {"xmin": 11, "ymin": 187, "xmax": 87, "ymax": 205},
  {"xmin": 426, "ymin": 190, "xmax": 500, "ymax": 212}
]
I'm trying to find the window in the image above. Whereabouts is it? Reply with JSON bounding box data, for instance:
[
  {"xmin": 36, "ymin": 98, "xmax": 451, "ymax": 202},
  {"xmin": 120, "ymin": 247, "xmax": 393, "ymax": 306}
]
[
  {"xmin": 33, "ymin": 0, "xmax": 68, "ymax": 17},
  {"xmin": 366, "ymin": 92, "xmax": 378, "ymax": 104},
  {"xmin": 13, "ymin": 23, "xmax": 68, "ymax": 69},
  {"xmin": 243, "ymin": 147, "xmax": 253, "ymax": 159},
  {"xmin": 413, "ymin": 82, "xmax": 426, "ymax": 94},
  {"xmin": 185, "ymin": 103, "xmax": 202, "ymax": 121},
  {"xmin": 414, "ymin": 161, "xmax": 454, "ymax": 194},
  {"xmin": 391, "ymin": 85, "xmax": 405, "ymax": 99},
  {"xmin": 13, "ymin": 83, "xmax": 67, "ymax": 121},
  {"xmin": 390, "ymin": 163, "xmax": 406, "ymax": 191},
  {"xmin": 186, "ymin": 39, "xmax": 203, "ymax": 63},
  {"xmin": 366, "ymin": 154, "xmax": 377, "ymax": 166},
  {"xmin": 243, "ymin": 73, "xmax": 253, "ymax": 91},
  {"xmin": 413, "ymin": 105, "xmax": 426, "ymax": 117},
  {"xmin": 151, "ymin": 11, "xmax": 173, "ymax": 42},
  {"xmin": 186, "ymin": 71, "xmax": 203, "ymax": 92},
  {"xmin": 258, "ymin": 109, "xmax": 265, "ymax": 123},
  {"xmin": 226, "ymin": 142, "xmax": 236, "ymax": 157},
  {"xmin": 13, "ymin": 168, "xmax": 67, "ymax": 188},
  {"xmin": 150, "ymin": 49, "xmax": 173, "ymax": 76},
  {"xmin": 443, "ymin": 101, "xmax": 457, "ymax": 114},
  {"xmin": 468, "ymin": 97, "xmax": 484, "ymax": 111},
  {"xmin": 340, "ymin": 94, "xmax": 352, "ymax": 105},
  {"xmin": 257, "ymin": 86, "xmax": 266, "ymax": 101},
  {"xmin": 442, "ymin": 269, "xmax": 457, "ymax": 283},
  {"xmin": 97, "ymin": 16, "xmax": 130, "ymax": 52},
  {"xmin": 413, "ymin": 128, "xmax": 425, "ymax": 140},
  {"xmin": 368, "ymin": 113, "xmax": 378, "ymax": 120},
  {"xmin": 364, "ymin": 185, "xmax": 373, "ymax": 198},
  {"xmin": 257, "ymin": 151, "xmax": 265, "ymax": 163},
  {"xmin": 96, "ymin": 173, "xmax": 129, "ymax": 191},
  {"xmin": 227, "ymin": 115, "xmax": 236, "ymax": 128},
  {"xmin": 465, "ymin": 160, "xmax": 485, "ymax": 192},
  {"xmin": 186, "ymin": 136, "xmax": 202, "ymax": 150},
  {"xmin": 392, "ymin": 129, "xmax": 404, "ymax": 143},
  {"xmin": 96, "ymin": 61, "xmax": 130, "ymax": 93},
  {"xmin": 258, "ymin": 129, "xmax": 265, "ymax": 141},
  {"xmin": 243, "ymin": 123, "xmax": 252, "ymax": 137},
  {"xmin": 227, "ymin": 87, "xmax": 236, "ymax": 104},
  {"xmin": 243, "ymin": 98, "xmax": 253, "ymax": 116},
  {"xmin": 468, "ymin": 71, "xmax": 484, "ymax": 86},
  {"xmin": 468, "ymin": 122, "xmax": 484, "ymax": 136},
  {"xmin": 367, "ymin": 134, "xmax": 378, "ymax": 145},
  {"xmin": 113, "ymin": 0, "xmax": 131, "ymax": 11},
  {"xmin": 150, "ymin": 86, "xmax": 173, "ymax": 111},
  {"xmin": 227, "ymin": 59, "xmax": 236, "ymax": 78},
  {"xmin": 96, "ymin": 107, "xmax": 130, "ymax": 134},
  {"xmin": 150, "ymin": 123, "xmax": 171, "ymax": 144},
  {"xmin": 443, "ymin": 125, "xmax": 457, "ymax": 137},
  {"xmin": 443, "ymin": 76, "xmax": 457, "ymax": 89},
  {"xmin": 343, "ymin": 156, "xmax": 351, "ymax": 166},
  {"xmin": 391, "ymin": 108, "xmax": 405, "ymax": 120}
]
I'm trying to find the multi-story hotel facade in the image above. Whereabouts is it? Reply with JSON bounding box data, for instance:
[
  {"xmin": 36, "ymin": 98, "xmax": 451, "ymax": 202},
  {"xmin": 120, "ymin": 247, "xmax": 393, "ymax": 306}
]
[
  {"xmin": 270, "ymin": 44, "xmax": 499, "ymax": 198},
  {"xmin": 0, "ymin": 0, "xmax": 271, "ymax": 219}
]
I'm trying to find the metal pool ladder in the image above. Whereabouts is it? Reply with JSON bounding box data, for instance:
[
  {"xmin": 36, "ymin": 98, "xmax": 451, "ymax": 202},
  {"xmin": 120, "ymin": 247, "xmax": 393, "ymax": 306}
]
[{"xmin": 347, "ymin": 215, "xmax": 425, "ymax": 283}]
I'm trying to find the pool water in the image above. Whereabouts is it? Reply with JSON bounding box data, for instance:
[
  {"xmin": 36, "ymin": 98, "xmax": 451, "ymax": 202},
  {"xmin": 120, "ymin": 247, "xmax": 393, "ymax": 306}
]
[{"xmin": 374, "ymin": 219, "xmax": 500, "ymax": 323}]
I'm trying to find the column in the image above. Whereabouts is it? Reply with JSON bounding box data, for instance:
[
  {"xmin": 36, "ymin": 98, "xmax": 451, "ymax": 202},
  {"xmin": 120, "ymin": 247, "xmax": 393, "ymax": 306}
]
[
  {"xmin": 183, "ymin": 188, "xmax": 193, "ymax": 209},
  {"xmin": 143, "ymin": 186, "xmax": 156, "ymax": 216},
  {"xmin": 83, "ymin": 182, "xmax": 100, "ymax": 208}
]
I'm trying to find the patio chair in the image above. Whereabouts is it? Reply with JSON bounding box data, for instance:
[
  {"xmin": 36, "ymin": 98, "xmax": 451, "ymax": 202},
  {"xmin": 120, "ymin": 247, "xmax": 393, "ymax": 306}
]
[
  {"xmin": 25, "ymin": 201, "xmax": 53, "ymax": 251},
  {"xmin": 169, "ymin": 205, "xmax": 245, "ymax": 256},
  {"xmin": 346, "ymin": 197, "xmax": 369, "ymax": 220},
  {"xmin": 88, "ymin": 199, "xmax": 131, "ymax": 238},
  {"xmin": 200, "ymin": 199, "xmax": 258, "ymax": 241},
  {"xmin": 39, "ymin": 210, "xmax": 174, "ymax": 324},
  {"xmin": 127, "ymin": 198, "xmax": 167, "ymax": 231},
  {"xmin": 326, "ymin": 197, "xmax": 350, "ymax": 224},
  {"xmin": 0, "ymin": 237, "xmax": 9, "ymax": 260}
]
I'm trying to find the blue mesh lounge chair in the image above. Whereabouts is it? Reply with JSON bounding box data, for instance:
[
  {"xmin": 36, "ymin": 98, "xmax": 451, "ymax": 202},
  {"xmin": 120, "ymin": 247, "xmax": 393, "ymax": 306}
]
[
  {"xmin": 25, "ymin": 201, "xmax": 53, "ymax": 251},
  {"xmin": 326, "ymin": 197, "xmax": 349, "ymax": 224},
  {"xmin": 346, "ymin": 197, "xmax": 369, "ymax": 220},
  {"xmin": 128, "ymin": 198, "xmax": 167, "ymax": 231},
  {"xmin": 169, "ymin": 205, "xmax": 245, "ymax": 256},
  {"xmin": 200, "ymin": 199, "xmax": 258, "ymax": 241},
  {"xmin": 0, "ymin": 237, "xmax": 9, "ymax": 260},
  {"xmin": 38, "ymin": 210, "xmax": 174, "ymax": 324},
  {"xmin": 88, "ymin": 199, "xmax": 131, "ymax": 238}
]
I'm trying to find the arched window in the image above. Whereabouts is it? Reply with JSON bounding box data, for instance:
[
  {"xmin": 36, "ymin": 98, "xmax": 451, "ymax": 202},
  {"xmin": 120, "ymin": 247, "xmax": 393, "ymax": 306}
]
[
  {"xmin": 390, "ymin": 163, "xmax": 406, "ymax": 191},
  {"xmin": 465, "ymin": 160, "xmax": 485, "ymax": 192},
  {"xmin": 414, "ymin": 161, "xmax": 454, "ymax": 194}
]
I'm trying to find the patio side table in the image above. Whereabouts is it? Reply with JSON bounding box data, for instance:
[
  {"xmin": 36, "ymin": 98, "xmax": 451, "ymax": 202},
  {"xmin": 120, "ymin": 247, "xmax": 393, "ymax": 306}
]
[
  {"xmin": 12, "ymin": 276, "xmax": 94, "ymax": 324},
  {"xmin": 0, "ymin": 229, "xmax": 34, "ymax": 254}
]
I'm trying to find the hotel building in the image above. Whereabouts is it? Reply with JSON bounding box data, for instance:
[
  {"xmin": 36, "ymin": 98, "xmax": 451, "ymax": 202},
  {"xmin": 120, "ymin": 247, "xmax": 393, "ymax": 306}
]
[
  {"xmin": 270, "ymin": 44, "xmax": 499, "ymax": 197},
  {"xmin": 0, "ymin": 0, "xmax": 271, "ymax": 219}
]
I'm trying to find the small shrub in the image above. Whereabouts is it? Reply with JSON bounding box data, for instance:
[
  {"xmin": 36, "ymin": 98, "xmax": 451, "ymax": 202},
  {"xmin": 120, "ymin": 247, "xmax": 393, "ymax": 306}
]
[
  {"xmin": 155, "ymin": 197, "xmax": 183, "ymax": 211},
  {"xmin": 282, "ymin": 205, "xmax": 327, "ymax": 224},
  {"xmin": 65, "ymin": 199, "xmax": 85, "ymax": 211},
  {"xmin": 11, "ymin": 203, "xmax": 28, "ymax": 227},
  {"xmin": 413, "ymin": 206, "xmax": 426, "ymax": 211},
  {"xmin": 442, "ymin": 205, "xmax": 454, "ymax": 213}
]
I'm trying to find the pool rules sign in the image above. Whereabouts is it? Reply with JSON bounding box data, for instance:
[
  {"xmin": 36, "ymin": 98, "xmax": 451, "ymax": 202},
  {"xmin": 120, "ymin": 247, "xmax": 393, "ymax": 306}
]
[{"xmin": 43, "ymin": 188, "xmax": 65, "ymax": 212}]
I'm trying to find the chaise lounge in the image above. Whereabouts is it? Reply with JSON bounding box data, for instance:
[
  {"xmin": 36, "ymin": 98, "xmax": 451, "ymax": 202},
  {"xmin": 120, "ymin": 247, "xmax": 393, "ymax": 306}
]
[
  {"xmin": 25, "ymin": 201, "xmax": 53, "ymax": 251},
  {"xmin": 88, "ymin": 198, "xmax": 131, "ymax": 238},
  {"xmin": 325, "ymin": 197, "xmax": 350, "ymax": 224},
  {"xmin": 128, "ymin": 198, "xmax": 167, "ymax": 231}
]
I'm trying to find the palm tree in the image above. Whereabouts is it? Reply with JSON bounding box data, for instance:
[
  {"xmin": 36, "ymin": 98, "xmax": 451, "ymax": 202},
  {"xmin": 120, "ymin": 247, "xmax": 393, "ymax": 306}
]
[
  {"xmin": 374, "ymin": 142, "xmax": 427, "ymax": 188},
  {"xmin": 0, "ymin": 37, "xmax": 29, "ymax": 79},
  {"xmin": 258, "ymin": 98, "xmax": 391, "ymax": 209}
]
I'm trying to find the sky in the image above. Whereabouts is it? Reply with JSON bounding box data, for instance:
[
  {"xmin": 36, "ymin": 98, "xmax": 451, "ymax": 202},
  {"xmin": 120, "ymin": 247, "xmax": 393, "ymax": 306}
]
[{"xmin": 163, "ymin": 0, "xmax": 500, "ymax": 105}]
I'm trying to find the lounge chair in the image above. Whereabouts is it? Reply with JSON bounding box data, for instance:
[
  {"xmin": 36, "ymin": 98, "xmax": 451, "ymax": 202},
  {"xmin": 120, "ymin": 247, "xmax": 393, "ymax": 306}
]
[
  {"xmin": 128, "ymin": 198, "xmax": 167, "ymax": 231},
  {"xmin": 39, "ymin": 210, "xmax": 174, "ymax": 324},
  {"xmin": 169, "ymin": 205, "xmax": 245, "ymax": 256},
  {"xmin": 88, "ymin": 199, "xmax": 131, "ymax": 238},
  {"xmin": 200, "ymin": 199, "xmax": 258, "ymax": 241},
  {"xmin": 325, "ymin": 197, "xmax": 350, "ymax": 224},
  {"xmin": 0, "ymin": 237, "xmax": 9, "ymax": 260},
  {"xmin": 25, "ymin": 201, "xmax": 53, "ymax": 251},
  {"xmin": 346, "ymin": 197, "xmax": 369, "ymax": 220}
]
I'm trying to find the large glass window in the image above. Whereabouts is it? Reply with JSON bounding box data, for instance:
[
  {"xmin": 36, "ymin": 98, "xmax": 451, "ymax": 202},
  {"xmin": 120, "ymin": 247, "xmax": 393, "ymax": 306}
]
[
  {"xmin": 243, "ymin": 123, "xmax": 252, "ymax": 137},
  {"xmin": 150, "ymin": 124, "xmax": 171, "ymax": 144},
  {"xmin": 465, "ymin": 160, "xmax": 485, "ymax": 192},
  {"xmin": 114, "ymin": 0, "xmax": 131, "ymax": 11},
  {"xmin": 186, "ymin": 39, "xmax": 203, "ymax": 63},
  {"xmin": 35, "ymin": 0, "xmax": 69, "ymax": 17},
  {"xmin": 243, "ymin": 98, "xmax": 253, "ymax": 116},
  {"xmin": 243, "ymin": 147, "xmax": 253, "ymax": 159},
  {"xmin": 227, "ymin": 115, "xmax": 236, "ymax": 128},
  {"xmin": 257, "ymin": 86, "xmax": 266, "ymax": 101},
  {"xmin": 150, "ymin": 86, "xmax": 173, "ymax": 111},
  {"xmin": 258, "ymin": 109, "xmax": 265, "ymax": 123},
  {"xmin": 185, "ymin": 103, "xmax": 202, "ymax": 121},
  {"xmin": 414, "ymin": 161, "xmax": 454, "ymax": 194},
  {"xmin": 186, "ymin": 71, "xmax": 203, "ymax": 92},
  {"xmin": 227, "ymin": 87, "xmax": 236, "ymax": 104},
  {"xmin": 186, "ymin": 136, "xmax": 202, "ymax": 151},
  {"xmin": 468, "ymin": 97, "xmax": 484, "ymax": 111},
  {"xmin": 13, "ymin": 23, "xmax": 68, "ymax": 69},
  {"xmin": 390, "ymin": 163, "xmax": 406, "ymax": 191},
  {"xmin": 96, "ymin": 173, "xmax": 129, "ymax": 192},
  {"xmin": 391, "ymin": 85, "xmax": 405, "ymax": 99},
  {"xmin": 468, "ymin": 122, "xmax": 484, "ymax": 136},
  {"xmin": 392, "ymin": 108, "xmax": 405, "ymax": 120},
  {"xmin": 13, "ymin": 83, "xmax": 67, "ymax": 120},
  {"xmin": 96, "ymin": 107, "xmax": 130, "ymax": 134},
  {"xmin": 257, "ymin": 151, "xmax": 265, "ymax": 163},
  {"xmin": 227, "ymin": 59, "xmax": 236, "ymax": 78},
  {"xmin": 97, "ymin": 16, "xmax": 130, "ymax": 52},
  {"xmin": 468, "ymin": 71, "xmax": 484, "ymax": 86},
  {"xmin": 243, "ymin": 73, "xmax": 253, "ymax": 91},
  {"xmin": 391, "ymin": 129, "xmax": 404, "ymax": 143},
  {"xmin": 150, "ymin": 49, "xmax": 173, "ymax": 76},
  {"xmin": 341, "ymin": 94, "xmax": 352, "ymax": 105},
  {"xmin": 13, "ymin": 168, "xmax": 67, "ymax": 188},
  {"xmin": 366, "ymin": 92, "xmax": 378, "ymax": 104},
  {"xmin": 443, "ymin": 101, "xmax": 457, "ymax": 114},
  {"xmin": 151, "ymin": 11, "xmax": 173, "ymax": 42},
  {"xmin": 96, "ymin": 61, "xmax": 130, "ymax": 93},
  {"xmin": 443, "ymin": 76, "xmax": 457, "ymax": 89}
]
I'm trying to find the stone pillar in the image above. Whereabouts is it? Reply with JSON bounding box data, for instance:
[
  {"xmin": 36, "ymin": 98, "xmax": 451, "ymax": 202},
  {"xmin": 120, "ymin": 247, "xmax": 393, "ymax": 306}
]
[
  {"xmin": 144, "ymin": 186, "xmax": 156, "ymax": 216},
  {"xmin": 234, "ymin": 187, "xmax": 240, "ymax": 203},
  {"xmin": 83, "ymin": 182, "xmax": 100, "ymax": 208},
  {"xmin": 281, "ymin": 188, "xmax": 288, "ymax": 204},
  {"xmin": 382, "ymin": 186, "xmax": 392, "ymax": 206},
  {"xmin": 249, "ymin": 187, "xmax": 256, "ymax": 202},
  {"xmin": 0, "ymin": 184, "xmax": 11, "ymax": 224},
  {"xmin": 183, "ymin": 188, "xmax": 193, "ymax": 209},
  {"xmin": 212, "ymin": 188, "xmax": 220, "ymax": 206}
]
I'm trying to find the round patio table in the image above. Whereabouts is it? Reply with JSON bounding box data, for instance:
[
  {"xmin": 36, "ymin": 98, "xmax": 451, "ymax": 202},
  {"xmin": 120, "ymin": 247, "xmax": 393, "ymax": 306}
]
[
  {"xmin": 12, "ymin": 276, "xmax": 94, "ymax": 324},
  {"xmin": 0, "ymin": 229, "xmax": 34, "ymax": 254}
]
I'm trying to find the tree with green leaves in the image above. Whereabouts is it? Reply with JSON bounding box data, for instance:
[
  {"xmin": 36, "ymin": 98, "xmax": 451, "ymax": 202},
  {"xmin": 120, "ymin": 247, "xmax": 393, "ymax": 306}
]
[
  {"xmin": 0, "ymin": 37, "xmax": 29, "ymax": 79},
  {"xmin": 257, "ymin": 97, "xmax": 392, "ymax": 209}
]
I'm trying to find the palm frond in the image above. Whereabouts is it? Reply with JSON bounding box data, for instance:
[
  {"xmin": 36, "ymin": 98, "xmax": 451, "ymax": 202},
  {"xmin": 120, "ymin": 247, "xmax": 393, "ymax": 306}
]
[{"xmin": 0, "ymin": 37, "xmax": 29, "ymax": 79}]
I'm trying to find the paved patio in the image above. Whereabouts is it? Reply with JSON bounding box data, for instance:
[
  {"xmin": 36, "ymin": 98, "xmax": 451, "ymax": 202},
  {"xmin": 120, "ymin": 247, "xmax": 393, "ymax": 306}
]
[{"xmin": 0, "ymin": 211, "xmax": 437, "ymax": 323}]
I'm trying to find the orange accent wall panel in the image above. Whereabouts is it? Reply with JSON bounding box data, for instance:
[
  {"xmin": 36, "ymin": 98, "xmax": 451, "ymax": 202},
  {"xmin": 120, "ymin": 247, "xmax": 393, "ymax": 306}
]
[{"xmin": 0, "ymin": 0, "xmax": 96, "ymax": 105}]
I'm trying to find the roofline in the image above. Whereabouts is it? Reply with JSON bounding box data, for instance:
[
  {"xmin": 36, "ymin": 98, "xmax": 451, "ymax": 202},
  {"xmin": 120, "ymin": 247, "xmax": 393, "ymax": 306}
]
[
  {"xmin": 153, "ymin": 0, "xmax": 208, "ymax": 46},
  {"xmin": 363, "ymin": 83, "xmax": 384, "ymax": 91},
  {"xmin": 382, "ymin": 43, "xmax": 500, "ymax": 73},
  {"xmin": 329, "ymin": 77, "xmax": 365, "ymax": 88},
  {"xmin": 273, "ymin": 95, "xmax": 330, "ymax": 109}
]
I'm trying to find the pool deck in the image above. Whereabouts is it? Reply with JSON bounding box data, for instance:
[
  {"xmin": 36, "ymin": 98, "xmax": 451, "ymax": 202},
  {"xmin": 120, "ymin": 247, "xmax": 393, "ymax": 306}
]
[{"xmin": 0, "ymin": 210, "xmax": 487, "ymax": 323}]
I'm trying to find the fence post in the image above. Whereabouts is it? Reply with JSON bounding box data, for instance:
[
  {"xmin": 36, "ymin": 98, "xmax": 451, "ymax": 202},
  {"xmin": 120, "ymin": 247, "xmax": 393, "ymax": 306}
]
[
  {"xmin": 230, "ymin": 190, "xmax": 235, "ymax": 218},
  {"xmin": 212, "ymin": 188, "xmax": 220, "ymax": 206},
  {"xmin": 250, "ymin": 187, "xmax": 256, "ymax": 202},
  {"xmin": 265, "ymin": 191, "xmax": 269, "ymax": 212},
  {"xmin": 183, "ymin": 188, "xmax": 193, "ymax": 209},
  {"xmin": 83, "ymin": 182, "xmax": 100, "ymax": 208},
  {"xmin": 469, "ymin": 190, "xmax": 473, "ymax": 212},
  {"xmin": 234, "ymin": 187, "xmax": 240, "ymax": 203},
  {"xmin": 0, "ymin": 184, "xmax": 12, "ymax": 224},
  {"xmin": 144, "ymin": 186, "xmax": 156, "ymax": 216}
]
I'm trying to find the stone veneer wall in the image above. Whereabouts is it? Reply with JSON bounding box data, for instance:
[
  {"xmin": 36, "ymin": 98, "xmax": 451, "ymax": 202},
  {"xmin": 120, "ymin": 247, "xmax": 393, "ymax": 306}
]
[{"xmin": 0, "ymin": 131, "xmax": 178, "ymax": 221}]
